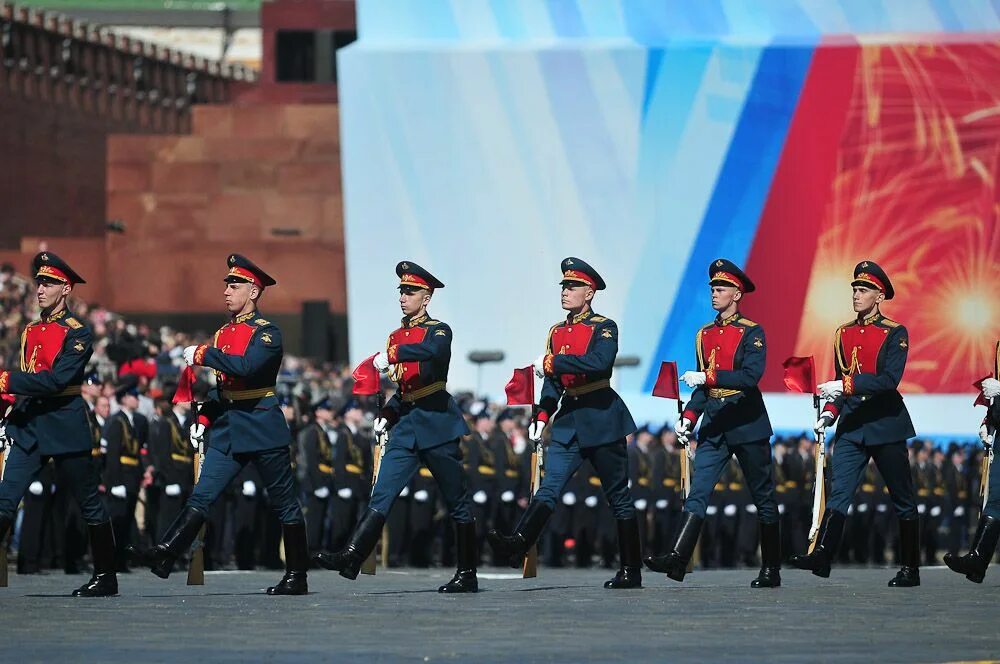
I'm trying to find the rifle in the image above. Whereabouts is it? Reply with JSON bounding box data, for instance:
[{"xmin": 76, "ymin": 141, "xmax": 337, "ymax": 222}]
[
  {"xmin": 360, "ymin": 391, "xmax": 386, "ymax": 575},
  {"xmin": 807, "ymin": 395, "xmax": 827, "ymax": 554},
  {"xmin": 523, "ymin": 407, "xmax": 543, "ymax": 579},
  {"xmin": 187, "ymin": 402, "xmax": 206, "ymax": 585}
]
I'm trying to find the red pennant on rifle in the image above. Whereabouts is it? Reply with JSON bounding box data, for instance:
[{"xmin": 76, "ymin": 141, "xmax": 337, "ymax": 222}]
[
  {"xmin": 172, "ymin": 366, "xmax": 196, "ymax": 404},
  {"xmin": 651, "ymin": 361, "xmax": 680, "ymax": 399},
  {"xmin": 505, "ymin": 366, "xmax": 535, "ymax": 406},
  {"xmin": 782, "ymin": 356, "xmax": 816, "ymax": 394},
  {"xmin": 352, "ymin": 354, "xmax": 380, "ymax": 396},
  {"xmin": 974, "ymin": 376, "xmax": 990, "ymax": 407}
]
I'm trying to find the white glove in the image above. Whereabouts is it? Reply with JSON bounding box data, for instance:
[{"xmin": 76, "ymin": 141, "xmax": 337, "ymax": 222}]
[
  {"xmin": 561, "ymin": 492, "xmax": 577, "ymax": 506},
  {"xmin": 373, "ymin": 352, "xmax": 391, "ymax": 374},
  {"xmin": 313, "ymin": 486, "xmax": 330, "ymax": 499},
  {"xmin": 528, "ymin": 420, "xmax": 546, "ymax": 442},
  {"xmin": 857, "ymin": 503, "xmax": 868, "ymax": 513},
  {"xmin": 165, "ymin": 483, "xmax": 182, "ymax": 497},
  {"xmin": 337, "ymin": 487, "xmax": 353, "ymax": 499},
  {"xmin": 981, "ymin": 424, "xmax": 995, "ymax": 447},
  {"xmin": 680, "ymin": 371, "xmax": 706, "ymax": 388},
  {"xmin": 242, "ymin": 480, "xmax": 257, "ymax": 497},
  {"xmin": 532, "ymin": 353, "xmax": 547, "ymax": 379},
  {"xmin": 414, "ymin": 489, "xmax": 430, "ymax": 502},
  {"xmin": 815, "ymin": 413, "xmax": 834, "ymax": 435},
  {"xmin": 373, "ymin": 417, "xmax": 388, "ymax": 436},
  {"xmin": 28, "ymin": 481, "xmax": 44, "ymax": 496},
  {"xmin": 399, "ymin": 486, "xmax": 410, "ymax": 498},
  {"xmin": 876, "ymin": 504, "xmax": 888, "ymax": 513},
  {"xmin": 182, "ymin": 345, "xmax": 198, "ymax": 366},
  {"xmin": 724, "ymin": 504, "xmax": 737, "ymax": 516},
  {"xmin": 110, "ymin": 484, "xmax": 127, "ymax": 499},
  {"xmin": 982, "ymin": 378, "xmax": 1000, "ymax": 399},
  {"xmin": 501, "ymin": 490, "xmax": 515, "ymax": 503},
  {"xmin": 778, "ymin": 504, "xmax": 786, "ymax": 514},
  {"xmin": 674, "ymin": 418, "xmax": 692, "ymax": 445},
  {"xmin": 634, "ymin": 498, "xmax": 648, "ymax": 510},
  {"xmin": 706, "ymin": 505, "xmax": 718, "ymax": 515},
  {"xmin": 930, "ymin": 505, "xmax": 942, "ymax": 517},
  {"xmin": 917, "ymin": 503, "xmax": 926, "ymax": 514},
  {"xmin": 954, "ymin": 506, "xmax": 965, "ymax": 517},
  {"xmin": 0, "ymin": 425, "xmax": 8, "ymax": 450},
  {"xmin": 473, "ymin": 490, "xmax": 488, "ymax": 504},
  {"xmin": 655, "ymin": 499, "xmax": 668, "ymax": 510},
  {"xmin": 189, "ymin": 423, "xmax": 206, "ymax": 448},
  {"xmin": 585, "ymin": 495, "xmax": 599, "ymax": 508},
  {"xmin": 818, "ymin": 380, "xmax": 844, "ymax": 400},
  {"xmin": 745, "ymin": 504, "xmax": 758, "ymax": 514}
]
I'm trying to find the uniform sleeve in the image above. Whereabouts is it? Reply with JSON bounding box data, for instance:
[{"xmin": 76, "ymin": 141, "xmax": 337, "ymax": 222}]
[
  {"xmin": 682, "ymin": 333, "xmax": 707, "ymax": 424},
  {"xmin": 545, "ymin": 320, "xmax": 618, "ymax": 376},
  {"xmin": 195, "ymin": 324, "xmax": 282, "ymax": 378},
  {"xmin": 707, "ymin": 326, "xmax": 766, "ymax": 390},
  {"xmin": 823, "ymin": 332, "xmax": 847, "ymax": 419},
  {"xmin": 1, "ymin": 325, "xmax": 93, "ymax": 396},
  {"xmin": 535, "ymin": 376, "xmax": 563, "ymax": 423},
  {"xmin": 845, "ymin": 325, "xmax": 908, "ymax": 396},
  {"xmin": 388, "ymin": 323, "xmax": 452, "ymax": 363}
]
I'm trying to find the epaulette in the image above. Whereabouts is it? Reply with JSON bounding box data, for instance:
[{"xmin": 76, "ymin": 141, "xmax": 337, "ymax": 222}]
[
  {"xmin": 700, "ymin": 321, "xmax": 715, "ymax": 331},
  {"xmin": 423, "ymin": 319, "xmax": 440, "ymax": 325},
  {"xmin": 737, "ymin": 317, "xmax": 758, "ymax": 327},
  {"xmin": 838, "ymin": 319, "xmax": 856, "ymax": 330},
  {"xmin": 880, "ymin": 318, "xmax": 901, "ymax": 328},
  {"xmin": 590, "ymin": 316, "xmax": 607, "ymax": 323},
  {"xmin": 64, "ymin": 317, "xmax": 83, "ymax": 329},
  {"xmin": 254, "ymin": 318, "xmax": 270, "ymax": 326}
]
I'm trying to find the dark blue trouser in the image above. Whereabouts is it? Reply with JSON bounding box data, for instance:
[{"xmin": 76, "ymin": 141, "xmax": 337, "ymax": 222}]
[
  {"xmin": 368, "ymin": 439, "xmax": 472, "ymax": 523},
  {"xmin": 828, "ymin": 439, "xmax": 916, "ymax": 519},
  {"xmin": 187, "ymin": 445, "xmax": 303, "ymax": 524},
  {"xmin": 534, "ymin": 438, "xmax": 635, "ymax": 520},
  {"xmin": 684, "ymin": 438, "xmax": 778, "ymax": 523},
  {"xmin": 0, "ymin": 446, "xmax": 107, "ymax": 523}
]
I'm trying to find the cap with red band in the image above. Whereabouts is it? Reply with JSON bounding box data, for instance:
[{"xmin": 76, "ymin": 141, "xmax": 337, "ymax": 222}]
[
  {"xmin": 851, "ymin": 260, "xmax": 894, "ymax": 300},
  {"xmin": 707, "ymin": 258, "xmax": 755, "ymax": 293},
  {"xmin": 32, "ymin": 251, "xmax": 85, "ymax": 286},
  {"xmin": 558, "ymin": 257, "xmax": 606, "ymax": 290},
  {"xmin": 396, "ymin": 261, "xmax": 444, "ymax": 291},
  {"xmin": 224, "ymin": 254, "xmax": 276, "ymax": 287}
]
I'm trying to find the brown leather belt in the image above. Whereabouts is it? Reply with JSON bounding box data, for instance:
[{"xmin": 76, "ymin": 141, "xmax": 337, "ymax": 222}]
[
  {"xmin": 221, "ymin": 386, "xmax": 276, "ymax": 401},
  {"xmin": 708, "ymin": 388, "xmax": 741, "ymax": 399},
  {"xmin": 401, "ymin": 381, "xmax": 446, "ymax": 402},
  {"xmin": 565, "ymin": 379, "xmax": 610, "ymax": 397}
]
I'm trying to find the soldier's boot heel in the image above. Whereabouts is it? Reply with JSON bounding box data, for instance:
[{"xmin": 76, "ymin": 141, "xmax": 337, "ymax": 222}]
[
  {"xmin": 944, "ymin": 515, "xmax": 999, "ymax": 584},
  {"xmin": 440, "ymin": 520, "xmax": 479, "ymax": 593},
  {"xmin": 129, "ymin": 507, "xmax": 206, "ymax": 580},
  {"xmin": 313, "ymin": 508, "xmax": 385, "ymax": 581},
  {"xmin": 888, "ymin": 517, "xmax": 921, "ymax": 587},
  {"xmin": 267, "ymin": 523, "xmax": 309, "ymax": 595},
  {"xmin": 486, "ymin": 501, "xmax": 552, "ymax": 569},
  {"xmin": 604, "ymin": 517, "xmax": 642, "ymax": 589},
  {"xmin": 644, "ymin": 512, "xmax": 702, "ymax": 583},
  {"xmin": 750, "ymin": 521, "xmax": 781, "ymax": 588},
  {"xmin": 73, "ymin": 522, "xmax": 119, "ymax": 597}
]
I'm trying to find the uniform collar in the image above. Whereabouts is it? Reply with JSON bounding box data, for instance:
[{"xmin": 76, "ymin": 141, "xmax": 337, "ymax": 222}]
[
  {"xmin": 858, "ymin": 310, "xmax": 880, "ymax": 326},
  {"xmin": 233, "ymin": 310, "xmax": 257, "ymax": 324},
  {"xmin": 41, "ymin": 307, "xmax": 69, "ymax": 324},
  {"xmin": 567, "ymin": 309, "xmax": 593, "ymax": 324},
  {"xmin": 715, "ymin": 311, "xmax": 741, "ymax": 327},
  {"xmin": 403, "ymin": 312, "xmax": 429, "ymax": 328}
]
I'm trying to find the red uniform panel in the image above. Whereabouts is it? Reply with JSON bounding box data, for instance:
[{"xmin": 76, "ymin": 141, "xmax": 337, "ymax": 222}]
[
  {"xmin": 550, "ymin": 322, "xmax": 595, "ymax": 388},
  {"xmin": 22, "ymin": 323, "xmax": 69, "ymax": 373},
  {"xmin": 212, "ymin": 322, "xmax": 256, "ymax": 389},
  {"xmin": 388, "ymin": 325, "xmax": 428, "ymax": 393},
  {"xmin": 700, "ymin": 325, "xmax": 745, "ymax": 382},
  {"xmin": 838, "ymin": 323, "xmax": 889, "ymax": 377}
]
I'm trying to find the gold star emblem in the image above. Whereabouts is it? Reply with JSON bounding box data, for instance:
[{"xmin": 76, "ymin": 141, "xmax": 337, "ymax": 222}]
[
  {"xmin": 73, "ymin": 342, "xmax": 84, "ymax": 352},
  {"xmin": 601, "ymin": 330, "xmax": 612, "ymax": 338},
  {"xmin": 261, "ymin": 333, "xmax": 272, "ymax": 344}
]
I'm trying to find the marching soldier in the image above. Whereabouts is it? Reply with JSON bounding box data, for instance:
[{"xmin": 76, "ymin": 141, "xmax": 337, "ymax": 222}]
[
  {"xmin": 487, "ymin": 257, "xmax": 642, "ymax": 589},
  {"xmin": 314, "ymin": 261, "xmax": 478, "ymax": 592},
  {"xmin": 0, "ymin": 252, "xmax": 118, "ymax": 596},
  {"xmin": 945, "ymin": 340, "xmax": 1000, "ymax": 583},
  {"xmin": 790, "ymin": 261, "xmax": 920, "ymax": 586},
  {"xmin": 103, "ymin": 376, "xmax": 146, "ymax": 571},
  {"xmin": 645, "ymin": 259, "xmax": 780, "ymax": 587},
  {"xmin": 299, "ymin": 397, "xmax": 336, "ymax": 556},
  {"xmin": 129, "ymin": 254, "xmax": 308, "ymax": 594},
  {"xmin": 148, "ymin": 395, "xmax": 194, "ymax": 542}
]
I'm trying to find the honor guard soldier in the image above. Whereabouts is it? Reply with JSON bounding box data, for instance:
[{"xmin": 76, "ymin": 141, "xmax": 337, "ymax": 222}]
[
  {"xmin": 790, "ymin": 261, "xmax": 920, "ymax": 587},
  {"xmin": 0, "ymin": 252, "xmax": 118, "ymax": 596},
  {"xmin": 487, "ymin": 257, "xmax": 642, "ymax": 589},
  {"xmin": 314, "ymin": 262, "xmax": 478, "ymax": 592},
  {"xmin": 299, "ymin": 397, "xmax": 336, "ymax": 556},
  {"xmin": 328, "ymin": 399, "xmax": 372, "ymax": 551},
  {"xmin": 148, "ymin": 394, "xmax": 194, "ymax": 542},
  {"xmin": 129, "ymin": 254, "xmax": 308, "ymax": 595},
  {"xmin": 103, "ymin": 376, "xmax": 146, "ymax": 571},
  {"xmin": 946, "ymin": 340, "xmax": 1000, "ymax": 583},
  {"xmin": 645, "ymin": 259, "xmax": 781, "ymax": 588}
]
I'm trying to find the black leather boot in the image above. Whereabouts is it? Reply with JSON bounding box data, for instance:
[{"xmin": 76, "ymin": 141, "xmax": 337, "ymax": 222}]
[
  {"xmin": 888, "ymin": 517, "xmax": 920, "ymax": 587},
  {"xmin": 751, "ymin": 520, "xmax": 781, "ymax": 588},
  {"xmin": 788, "ymin": 510, "xmax": 844, "ymax": 578},
  {"xmin": 644, "ymin": 511, "xmax": 702, "ymax": 582},
  {"xmin": 945, "ymin": 515, "xmax": 1000, "ymax": 584},
  {"xmin": 486, "ymin": 501, "xmax": 553, "ymax": 568},
  {"xmin": 605, "ymin": 517, "xmax": 642, "ymax": 588},
  {"xmin": 128, "ymin": 507, "xmax": 206, "ymax": 579},
  {"xmin": 314, "ymin": 508, "xmax": 385, "ymax": 580},
  {"xmin": 73, "ymin": 521, "xmax": 119, "ymax": 597},
  {"xmin": 439, "ymin": 520, "xmax": 479, "ymax": 593},
  {"xmin": 267, "ymin": 522, "xmax": 309, "ymax": 595}
]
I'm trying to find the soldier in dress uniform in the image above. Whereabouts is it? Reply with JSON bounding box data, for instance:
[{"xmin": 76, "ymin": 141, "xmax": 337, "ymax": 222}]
[
  {"xmin": 129, "ymin": 254, "xmax": 308, "ymax": 594},
  {"xmin": 103, "ymin": 375, "xmax": 146, "ymax": 571},
  {"xmin": 314, "ymin": 261, "xmax": 478, "ymax": 592},
  {"xmin": 0, "ymin": 252, "xmax": 118, "ymax": 596},
  {"xmin": 790, "ymin": 260, "xmax": 920, "ymax": 587},
  {"xmin": 328, "ymin": 399, "xmax": 372, "ymax": 552},
  {"xmin": 463, "ymin": 411, "xmax": 501, "ymax": 564},
  {"xmin": 148, "ymin": 395, "xmax": 194, "ymax": 544},
  {"xmin": 628, "ymin": 426, "xmax": 655, "ymax": 554},
  {"xmin": 488, "ymin": 257, "xmax": 641, "ymax": 589},
  {"xmin": 945, "ymin": 340, "xmax": 1000, "ymax": 583},
  {"xmin": 299, "ymin": 397, "xmax": 336, "ymax": 557},
  {"xmin": 645, "ymin": 259, "xmax": 780, "ymax": 587},
  {"xmin": 943, "ymin": 444, "xmax": 970, "ymax": 558},
  {"xmin": 490, "ymin": 411, "xmax": 524, "ymax": 565},
  {"xmin": 648, "ymin": 426, "xmax": 675, "ymax": 557}
]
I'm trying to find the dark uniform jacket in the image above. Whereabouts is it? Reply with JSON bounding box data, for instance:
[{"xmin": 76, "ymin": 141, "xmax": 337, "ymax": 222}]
[
  {"xmin": 103, "ymin": 410, "xmax": 144, "ymax": 494},
  {"xmin": 149, "ymin": 410, "xmax": 194, "ymax": 490}
]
